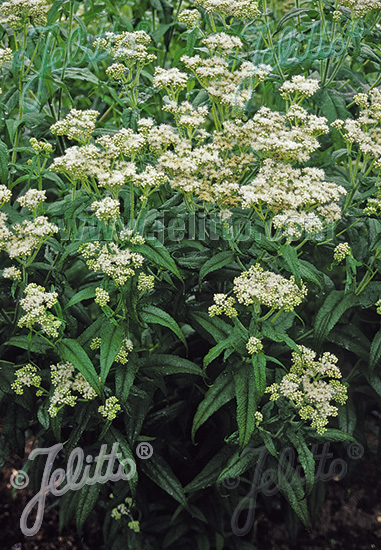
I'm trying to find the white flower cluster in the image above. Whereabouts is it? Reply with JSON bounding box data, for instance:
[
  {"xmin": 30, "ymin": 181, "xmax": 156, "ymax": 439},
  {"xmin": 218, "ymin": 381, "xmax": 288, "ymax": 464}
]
[
  {"xmin": 119, "ymin": 229, "xmax": 145, "ymax": 245},
  {"xmin": 0, "ymin": 0, "xmax": 48, "ymax": 29},
  {"xmin": 94, "ymin": 287, "xmax": 110, "ymax": 307},
  {"xmin": 265, "ymin": 346, "xmax": 347, "ymax": 434},
  {"xmin": 240, "ymin": 160, "xmax": 345, "ymax": 221},
  {"xmin": 115, "ymin": 337, "xmax": 134, "ymax": 364},
  {"xmin": 273, "ymin": 210, "xmax": 324, "ymax": 241},
  {"xmin": 212, "ymin": 105, "xmax": 329, "ymax": 172},
  {"xmin": 48, "ymin": 362, "xmax": 97, "ymax": 417},
  {"xmin": 332, "ymin": 88, "xmax": 381, "ymax": 169},
  {"xmin": 364, "ymin": 193, "xmax": 381, "ymax": 216},
  {"xmin": 80, "ymin": 242, "xmax": 144, "ymax": 285},
  {"xmin": 162, "ymin": 101, "xmax": 209, "ymax": 130},
  {"xmin": 3, "ymin": 265, "xmax": 21, "ymax": 280},
  {"xmin": 339, "ymin": 0, "xmax": 381, "ymax": 16},
  {"xmin": 0, "ymin": 47, "xmax": 12, "ymax": 69},
  {"xmin": 0, "ymin": 184, "xmax": 11, "ymax": 205},
  {"xmin": 98, "ymin": 396, "xmax": 121, "ymax": 420},
  {"xmin": 137, "ymin": 273, "xmax": 155, "ymax": 291},
  {"xmin": 203, "ymin": 33, "xmax": 243, "ymax": 54},
  {"xmin": 279, "ymin": 76, "xmax": 320, "ymax": 99},
  {"xmin": 50, "ymin": 140, "xmax": 140, "ymax": 189},
  {"xmin": 17, "ymin": 189, "xmax": 46, "ymax": 210},
  {"xmin": 11, "ymin": 363, "xmax": 42, "ymax": 395},
  {"xmin": 208, "ymin": 293, "xmax": 238, "ymax": 317},
  {"xmin": 106, "ymin": 62, "xmax": 126, "ymax": 81},
  {"xmin": 30, "ymin": 137, "xmax": 53, "ymax": 155},
  {"xmin": 233, "ymin": 264, "xmax": 307, "ymax": 311},
  {"xmin": 181, "ymin": 54, "xmax": 261, "ymax": 109},
  {"xmin": 0, "ymin": 213, "xmax": 58, "ymax": 259},
  {"xmin": 153, "ymin": 67, "xmax": 189, "ymax": 92},
  {"xmin": 50, "ymin": 109, "xmax": 99, "ymax": 143},
  {"xmin": 178, "ymin": 9, "xmax": 201, "ymax": 28},
  {"xmin": 133, "ymin": 165, "xmax": 169, "ymax": 192},
  {"xmin": 333, "ymin": 242, "xmax": 351, "ymax": 262},
  {"xmin": 194, "ymin": 0, "xmax": 260, "ymax": 20},
  {"xmin": 91, "ymin": 197, "xmax": 120, "ymax": 222},
  {"xmin": 94, "ymin": 31, "xmax": 156, "ymax": 66},
  {"xmin": 246, "ymin": 336, "xmax": 263, "ymax": 355},
  {"xmin": 18, "ymin": 283, "xmax": 62, "ymax": 337}
]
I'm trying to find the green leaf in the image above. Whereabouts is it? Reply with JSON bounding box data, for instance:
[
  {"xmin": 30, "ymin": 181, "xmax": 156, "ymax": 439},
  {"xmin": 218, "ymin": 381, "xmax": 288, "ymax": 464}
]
[
  {"xmin": 5, "ymin": 335, "xmax": 51, "ymax": 354},
  {"xmin": 138, "ymin": 241, "xmax": 183, "ymax": 282},
  {"xmin": 199, "ymin": 251, "xmax": 234, "ymax": 284},
  {"xmin": 314, "ymin": 290, "xmax": 357, "ymax": 345},
  {"xmin": 140, "ymin": 305, "xmax": 186, "ymax": 348},
  {"xmin": 139, "ymin": 354, "xmax": 202, "ymax": 376},
  {"xmin": 100, "ymin": 323, "xmax": 125, "ymax": 383},
  {"xmin": 192, "ymin": 370, "xmax": 235, "ymax": 441},
  {"xmin": 64, "ymin": 287, "xmax": 97, "ymax": 309},
  {"xmin": 115, "ymin": 354, "xmax": 138, "ymax": 404},
  {"xmin": 141, "ymin": 454, "xmax": 189, "ymax": 509},
  {"xmin": 370, "ymin": 330, "xmax": 381, "ymax": 372},
  {"xmin": 287, "ymin": 430, "xmax": 315, "ymax": 495},
  {"xmin": 280, "ymin": 245, "xmax": 301, "ymax": 285},
  {"xmin": 76, "ymin": 482, "xmax": 101, "ymax": 534},
  {"xmin": 190, "ymin": 311, "xmax": 232, "ymax": 344},
  {"xmin": 57, "ymin": 339, "xmax": 101, "ymax": 395},
  {"xmin": 203, "ymin": 335, "xmax": 235, "ymax": 368},
  {"xmin": 0, "ymin": 139, "xmax": 9, "ymax": 184},
  {"xmin": 307, "ymin": 428, "xmax": 356, "ymax": 443},
  {"xmin": 260, "ymin": 429, "xmax": 277, "ymax": 457},
  {"xmin": 66, "ymin": 406, "xmax": 94, "ymax": 457},
  {"xmin": 233, "ymin": 361, "xmax": 256, "ymax": 448},
  {"xmin": 276, "ymin": 465, "xmax": 309, "ymax": 528},
  {"xmin": 105, "ymin": 427, "xmax": 138, "ymax": 491},
  {"xmin": 252, "ymin": 352, "xmax": 267, "ymax": 404},
  {"xmin": 78, "ymin": 315, "xmax": 106, "ymax": 347},
  {"xmin": 186, "ymin": 27, "xmax": 199, "ymax": 56},
  {"xmin": 184, "ymin": 445, "xmax": 235, "ymax": 492}
]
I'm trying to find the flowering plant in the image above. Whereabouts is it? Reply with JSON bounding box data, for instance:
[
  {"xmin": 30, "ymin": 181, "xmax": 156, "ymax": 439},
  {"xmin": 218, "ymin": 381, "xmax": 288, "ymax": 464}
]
[{"xmin": 0, "ymin": 0, "xmax": 381, "ymax": 547}]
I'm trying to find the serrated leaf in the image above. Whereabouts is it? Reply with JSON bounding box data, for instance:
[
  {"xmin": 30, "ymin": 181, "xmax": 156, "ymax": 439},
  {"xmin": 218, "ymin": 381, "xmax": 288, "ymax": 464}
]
[
  {"xmin": 138, "ymin": 241, "xmax": 182, "ymax": 282},
  {"xmin": 192, "ymin": 370, "xmax": 235, "ymax": 441},
  {"xmin": 57, "ymin": 339, "xmax": 101, "ymax": 395},
  {"xmin": 276, "ymin": 467, "xmax": 309, "ymax": 528},
  {"xmin": 141, "ymin": 454, "xmax": 189, "ymax": 509},
  {"xmin": 280, "ymin": 245, "xmax": 301, "ymax": 285},
  {"xmin": 370, "ymin": 330, "xmax": 381, "ymax": 372},
  {"xmin": 78, "ymin": 315, "xmax": 106, "ymax": 347},
  {"xmin": 287, "ymin": 430, "xmax": 315, "ymax": 495},
  {"xmin": 100, "ymin": 323, "xmax": 125, "ymax": 383},
  {"xmin": 199, "ymin": 251, "xmax": 234, "ymax": 284},
  {"xmin": 190, "ymin": 311, "xmax": 232, "ymax": 344},
  {"xmin": 64, "ymin": 287, "xmax": 97, "ymax": 309},
  {"xmin": 314, "ymin": 290, "xmax": 357, "ymax": 345},
  {"xmin": 203, "ymin": 335, "xmax": 235, "ymax": 368},
  {"xmin": 76, "ymin": 482, "xmax": 101, "ymax": 534},
  {"xmin": 233, "ymin": 361, "xmax": 256, "ymax": 448},
  {"xmin": 252, "ymin": 352, "xmax": 267, "ymax": 404},
  {"xmin": 115, "ymin": 354, "xmax": 138, "ymax": 404},
  {"xmin": 184, "ymin": 445, "xmax": 235, "ymax": 492},
  {"xmin": 105, "ymin": 427, "xmax": 138, "ymax": 491},
  {"xmin": 140, "ymin": 305, "xmax": 186, "ymax": 348},
  {"xmin": 0, "ymin": 139, "xmax": 9, "ymax": 184},
  {"xmin": 139, "ymin": 354, "xmax": 202, "ymax": 376}
]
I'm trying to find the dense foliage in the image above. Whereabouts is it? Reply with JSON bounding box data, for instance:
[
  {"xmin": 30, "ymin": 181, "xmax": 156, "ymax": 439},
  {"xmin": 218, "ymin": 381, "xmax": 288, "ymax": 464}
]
[{"xmin": 1, "ymin": 0, "xmax": 381, "ymax": 548}]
